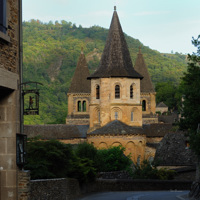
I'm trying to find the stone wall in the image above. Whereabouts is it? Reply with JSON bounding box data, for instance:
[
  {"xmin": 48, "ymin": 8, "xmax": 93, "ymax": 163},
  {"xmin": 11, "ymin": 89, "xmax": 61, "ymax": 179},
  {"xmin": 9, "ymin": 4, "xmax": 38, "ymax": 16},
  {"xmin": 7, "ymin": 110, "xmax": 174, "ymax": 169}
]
[
  {"xmin": 30, "ymin": 178, "xmax": 80, "ymax": 200},
  {"xmin": 0, "ymin": 0, "xmax": 21, "ymax": 199},
  {"xmin": 90, "ymin": 78, "xmax": 142, "ymax": 129},
  {"xmin": 0, "ymin": 0, "xmax": 19, "ymax": 73},
  {"xmin": 18, "ymin": 170, "xmax": 30, "ymax": 200}
]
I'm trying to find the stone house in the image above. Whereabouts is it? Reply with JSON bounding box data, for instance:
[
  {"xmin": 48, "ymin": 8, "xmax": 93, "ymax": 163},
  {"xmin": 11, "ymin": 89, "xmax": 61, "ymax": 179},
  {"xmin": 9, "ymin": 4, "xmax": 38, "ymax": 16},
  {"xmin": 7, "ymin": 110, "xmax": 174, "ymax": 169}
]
[
  {"xmin": 156, "ymin": 102, "xmax": 168, "ymax": 114},
  {"xmin": 0, "ymin": 0, "xmax": 23, "ymax": 199}
]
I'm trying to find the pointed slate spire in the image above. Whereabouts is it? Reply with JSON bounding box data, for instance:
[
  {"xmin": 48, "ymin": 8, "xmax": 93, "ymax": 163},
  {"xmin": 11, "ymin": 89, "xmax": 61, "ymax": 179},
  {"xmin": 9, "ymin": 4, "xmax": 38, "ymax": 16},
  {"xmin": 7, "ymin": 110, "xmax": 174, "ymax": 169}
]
[
  {"xmin": 134, "ymin": 48, "xmax": 155, "ymax": 92},
  {"xmin": 68, "ymin": 49, "xmax": 91, "ymax": 93},
  {"xmin": 88, "ymin": 7, "xmax": 143, "ymax": 79}
]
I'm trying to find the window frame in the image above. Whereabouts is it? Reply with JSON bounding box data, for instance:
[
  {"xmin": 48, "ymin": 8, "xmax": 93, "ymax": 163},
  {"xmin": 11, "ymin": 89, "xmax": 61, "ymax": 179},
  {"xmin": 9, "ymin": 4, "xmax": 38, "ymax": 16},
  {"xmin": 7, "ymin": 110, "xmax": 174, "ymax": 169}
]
[
  {"xmin": 0, "ymin": 0, "xmax": 10, "ymax": 42},
  {"xmin": 142, "ymin": 100, "xmax": 146, "ymax": 111},
  {"xmin": 115, "ymin": 85, "xmax": 120, "ymax": 99},
  {"xmin": 96, "ymin": 85, "xmax": 100, "ymax": 99},
  {"xmin": 82, "ymin": 100, "xmax": 86, "ymax": 112},
  {"xmin": 131, "ymin": 111, "xmax": 134, "ymax": 121},
  {"xmin": 130, "ymin": 85, "xmax": 133, "ymax": 99}
]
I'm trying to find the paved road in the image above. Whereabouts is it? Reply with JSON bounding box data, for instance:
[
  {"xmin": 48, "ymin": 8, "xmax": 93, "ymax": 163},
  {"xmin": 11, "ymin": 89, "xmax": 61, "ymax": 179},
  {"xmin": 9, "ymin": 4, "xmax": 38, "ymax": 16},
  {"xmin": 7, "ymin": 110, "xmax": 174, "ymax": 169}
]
[{"xmin": 78, "ymin": 191, "xmax": 189, "ymax": 200}]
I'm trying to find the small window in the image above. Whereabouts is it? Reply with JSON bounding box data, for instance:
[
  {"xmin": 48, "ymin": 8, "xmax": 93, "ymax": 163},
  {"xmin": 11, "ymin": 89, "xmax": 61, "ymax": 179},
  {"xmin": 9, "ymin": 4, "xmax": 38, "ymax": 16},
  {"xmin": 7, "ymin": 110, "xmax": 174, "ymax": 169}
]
[
  {"xmin": 142, "ymin": 100, "xmax": 146, "ymax": 111},
  {"xmin": 98, "ymin": 111, "xmax": 100, "ymax": 123},
  {"xmin": 130, "ymin": 85, "xmax": 133, "ymax": 99},
  {"xmin": 115, "ymin": 85, "xmax": 120, "ymax": 99},
  {"xmin": 96, "ymin": 85, "xmax": 100, "ymax": 99},
  {"xmin": 115, "ymin": 112, "xmax": 118, "ymax": 120},
  {"xmin": 82, "ymin": 101, "xmax": 86, "ymax": 112},
  {"xmin": 131, "ymin": 112, "xmax": 133, "ymax": 121},
  {"xmin": 0, "ymin": 0, "xmax": 7, "ymax": 34},
  {"xmin": 77, "ymin": 101, "xmax": 82, "ymax": 112}
]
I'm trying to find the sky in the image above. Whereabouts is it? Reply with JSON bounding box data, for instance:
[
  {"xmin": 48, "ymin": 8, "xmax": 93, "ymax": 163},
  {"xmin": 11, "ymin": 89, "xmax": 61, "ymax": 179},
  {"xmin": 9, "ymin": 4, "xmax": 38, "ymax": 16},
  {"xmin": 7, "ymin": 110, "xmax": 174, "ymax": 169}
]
[{"xmin": 22, "ymin": 0, "xmax": 200, "ymax": 54}]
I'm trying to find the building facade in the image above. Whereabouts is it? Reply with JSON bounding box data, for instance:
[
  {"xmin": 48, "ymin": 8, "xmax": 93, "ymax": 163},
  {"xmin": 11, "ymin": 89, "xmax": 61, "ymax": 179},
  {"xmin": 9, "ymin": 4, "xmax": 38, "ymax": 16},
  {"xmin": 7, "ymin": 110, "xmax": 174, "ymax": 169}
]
[
  {"xmin": 0, "ymin": 0, "xmax": 22, "ymax": 199},
  {"xmin": 66, "ymin": 49, "xmax": 91, "ymax": 125},
  {"xmin": 134, "ymin": 48, "xmax": 157, "ymax": 124}
]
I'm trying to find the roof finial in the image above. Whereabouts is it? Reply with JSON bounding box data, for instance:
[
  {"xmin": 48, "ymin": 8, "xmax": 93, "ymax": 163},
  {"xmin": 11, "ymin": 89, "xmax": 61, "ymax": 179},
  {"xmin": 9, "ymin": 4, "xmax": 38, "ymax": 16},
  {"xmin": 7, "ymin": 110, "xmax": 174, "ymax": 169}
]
[
  {"xmin": 81, "ymin": 47, "xmax": 84, "ymax": 54},
  {"xmin": 114, "ymin": 6, "xmax": 116, "ymax": 11}
]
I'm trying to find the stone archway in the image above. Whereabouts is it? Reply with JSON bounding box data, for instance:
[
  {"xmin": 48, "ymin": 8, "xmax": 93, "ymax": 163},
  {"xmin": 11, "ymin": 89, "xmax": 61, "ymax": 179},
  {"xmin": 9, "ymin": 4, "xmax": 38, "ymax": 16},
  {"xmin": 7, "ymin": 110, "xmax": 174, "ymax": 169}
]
[{"xmin": 98, "ymin": 142, "xmax": 108, "ymax": 149}]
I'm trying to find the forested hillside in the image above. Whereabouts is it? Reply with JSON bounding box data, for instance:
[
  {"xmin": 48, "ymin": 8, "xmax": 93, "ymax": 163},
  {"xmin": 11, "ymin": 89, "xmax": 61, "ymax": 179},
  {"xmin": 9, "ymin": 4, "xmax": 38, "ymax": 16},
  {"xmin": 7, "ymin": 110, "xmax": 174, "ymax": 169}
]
[{"xmin": 23, "ymin": 20, "xmax": 187, "ymax": 124}]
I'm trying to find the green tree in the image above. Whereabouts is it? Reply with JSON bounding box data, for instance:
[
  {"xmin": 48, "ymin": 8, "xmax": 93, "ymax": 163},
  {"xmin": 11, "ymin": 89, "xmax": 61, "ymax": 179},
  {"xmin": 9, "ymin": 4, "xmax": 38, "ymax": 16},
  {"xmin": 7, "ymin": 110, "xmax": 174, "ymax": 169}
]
[
  {"xmin": 179, "ymin": 35, "xmax": 200, "ymax": 180},
  {"xmin": 95, "ymin": 146, "xmax": 132, "ymax": 172},
  {"xmin": 25, "ymin": 139, "xmax": 96, "ymax": 183},
  {"xmin": 155, "ymin": 82, "xmax": 181, "ymax": 111}
]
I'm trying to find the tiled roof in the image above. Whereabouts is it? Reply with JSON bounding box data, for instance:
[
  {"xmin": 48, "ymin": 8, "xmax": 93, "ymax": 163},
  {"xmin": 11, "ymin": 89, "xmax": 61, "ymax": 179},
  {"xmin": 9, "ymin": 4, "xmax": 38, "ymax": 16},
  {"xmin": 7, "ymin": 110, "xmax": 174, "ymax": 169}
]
[
  {"xmin": 134, "ymin": 48, "xmax": 155, "ymax": 93},
  {"xmin": 157, "ymin": 102, "xmax": 168, "ymax": 108},
  {"xmin": 88, "ymin": 120, "xmax": 144, "ymax": 135},
  {"xmin": 68, "ymin": 50, "xmax": 91, "ymax": 93},
  {"xmin": 88, "ymin": 8, "xmax": 143, "ymax": 79},
  {"xmin": 24, "ymin": 125, "xmax": 88, "ymax": 139}
]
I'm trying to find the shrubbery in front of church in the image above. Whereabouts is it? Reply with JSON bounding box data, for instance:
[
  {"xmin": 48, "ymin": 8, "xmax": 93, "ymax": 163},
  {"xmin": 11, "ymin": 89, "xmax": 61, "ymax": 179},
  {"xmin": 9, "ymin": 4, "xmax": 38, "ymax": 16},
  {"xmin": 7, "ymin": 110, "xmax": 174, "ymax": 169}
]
[
  {"xmin": 132, "ymin": 160, "xmax": 176, "ymax": 180},
  {"xmin": 25, "ymin": 139, "xmax": 96, "ymax": 184}
]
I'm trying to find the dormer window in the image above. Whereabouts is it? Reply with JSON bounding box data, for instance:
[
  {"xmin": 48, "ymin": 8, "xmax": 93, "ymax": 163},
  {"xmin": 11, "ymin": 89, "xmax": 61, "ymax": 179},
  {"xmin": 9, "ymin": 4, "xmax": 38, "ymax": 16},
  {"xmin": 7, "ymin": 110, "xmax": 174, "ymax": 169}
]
[
  {"xmin": 96, "ymin": 85, "xmax": 100, "ymax": 99},
  {"xmin": 115, "ymin": 85, "xmax": 120, "ymax": 99},
  {"xmin": 0, "ymin": 0, "xmax": 7, "ymax": 34}
]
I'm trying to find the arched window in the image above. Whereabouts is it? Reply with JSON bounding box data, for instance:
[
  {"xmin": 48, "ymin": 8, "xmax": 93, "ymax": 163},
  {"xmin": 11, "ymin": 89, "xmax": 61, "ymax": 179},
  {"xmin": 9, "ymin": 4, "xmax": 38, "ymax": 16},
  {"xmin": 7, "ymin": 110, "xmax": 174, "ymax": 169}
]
[
  {"xmin": 98, "ymin": 111, "xmax": 100, "ymax": 123},
  {"xmin": 115, "ymin": 85, "xmax": 120, "ymax": 99},
  {"xmin": 115, "ymin": 112, "xmax": 118, "ymax": 120},
  {"xmin": 131, "ymin": 111, "xmax": 134, "ymax": 121},
  {"xmin": 77, "ymin": 101, "xmax": 82, "ymax": 112},
  {"xmin": 142, "ymin": 100, "xmax": 146, "ymax": 111},
  {"xmin": 96, "ymin": 85, "xmax": 100, "ymax": 99},
  {"xmin": 130, "ymin": 85, "xmax": 133, "ymax": 99},
  {"xmin": 82, "ymin": 101, "xmax": 86, "ymax": 112}
]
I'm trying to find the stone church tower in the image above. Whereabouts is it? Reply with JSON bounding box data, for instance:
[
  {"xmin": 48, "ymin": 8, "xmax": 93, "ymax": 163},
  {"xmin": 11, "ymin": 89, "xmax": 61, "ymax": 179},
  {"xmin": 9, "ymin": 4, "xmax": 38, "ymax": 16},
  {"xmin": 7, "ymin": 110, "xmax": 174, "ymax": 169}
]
[
  {"xmin": 88, "ymin": 7, "xmax": 143, "ymax": 131},
  {"xmin": 66, "ymin": 49, "xmax": 91, "ymax": 125},
  {"xmin": 134, "ymin": 48, "xmax": 157, "ymax": 124}
]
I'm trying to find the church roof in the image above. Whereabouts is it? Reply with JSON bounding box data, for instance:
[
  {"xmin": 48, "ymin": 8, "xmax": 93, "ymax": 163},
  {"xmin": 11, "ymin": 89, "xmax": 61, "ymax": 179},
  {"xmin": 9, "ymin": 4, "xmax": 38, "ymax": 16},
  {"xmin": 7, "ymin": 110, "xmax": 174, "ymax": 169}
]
[
  {"xmin": 68, "ymin": 49, "xmax": 91, "ymax": 93},
  {"xmin": 88, "ymin": 120, "xmax": 144, "ymax": 135},
  {"xmin": 88, "ymin": 7, "xmax": 143, "ymax": 79},
  {"xmin": 134, "ymin": 48, "xmax": 155, "ymax": 93},
  {"xmin": 24, "ymin": 124, "xmax": 88, "ymax": 139}
]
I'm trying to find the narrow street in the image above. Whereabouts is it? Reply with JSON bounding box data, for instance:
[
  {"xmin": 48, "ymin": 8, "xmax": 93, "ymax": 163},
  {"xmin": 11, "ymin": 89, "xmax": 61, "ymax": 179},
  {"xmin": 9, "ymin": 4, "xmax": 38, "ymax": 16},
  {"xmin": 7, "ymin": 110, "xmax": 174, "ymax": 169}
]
[{"xmin": 78, "ymin": 191, "xmax": 189, "ymax": 200}]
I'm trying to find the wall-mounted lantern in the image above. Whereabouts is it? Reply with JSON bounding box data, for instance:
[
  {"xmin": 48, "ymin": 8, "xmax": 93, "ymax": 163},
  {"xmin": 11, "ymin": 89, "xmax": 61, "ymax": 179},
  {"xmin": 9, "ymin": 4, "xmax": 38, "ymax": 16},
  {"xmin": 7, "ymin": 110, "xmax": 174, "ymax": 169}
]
[
  {"xmin": 16, "ymin": 134, "xmax": 27, "ymax": 168},
  {"xmin": 22, "ymin": 82, "xmax": 43, "ymax": 115}
]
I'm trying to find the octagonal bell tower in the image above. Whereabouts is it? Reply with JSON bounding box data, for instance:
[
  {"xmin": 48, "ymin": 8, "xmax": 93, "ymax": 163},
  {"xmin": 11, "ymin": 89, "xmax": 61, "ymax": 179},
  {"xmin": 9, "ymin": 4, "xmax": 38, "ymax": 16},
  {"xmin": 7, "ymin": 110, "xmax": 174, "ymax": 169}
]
[{"xmin": 88, "ymin": 7, "xmax": 143, "ymax": 132}]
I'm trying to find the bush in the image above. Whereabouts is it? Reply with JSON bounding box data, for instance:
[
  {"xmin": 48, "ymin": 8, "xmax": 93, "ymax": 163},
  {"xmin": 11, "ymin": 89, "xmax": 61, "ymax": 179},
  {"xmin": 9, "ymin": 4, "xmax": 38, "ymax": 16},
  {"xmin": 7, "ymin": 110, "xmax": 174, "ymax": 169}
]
[
  {"xmin": 75, "ymin": 142, "xmax": 97, "ymax": 161},
  {"xmin": 132, "ymin": 160, "xmax": 176, "ymax": 180},
  {"xmin": 25, "ymin": 139, "xmax": 96, "ymax": 184},
  {"xmin": 95, "ymin": 146, "xmax": 132, "ymax": 172}
]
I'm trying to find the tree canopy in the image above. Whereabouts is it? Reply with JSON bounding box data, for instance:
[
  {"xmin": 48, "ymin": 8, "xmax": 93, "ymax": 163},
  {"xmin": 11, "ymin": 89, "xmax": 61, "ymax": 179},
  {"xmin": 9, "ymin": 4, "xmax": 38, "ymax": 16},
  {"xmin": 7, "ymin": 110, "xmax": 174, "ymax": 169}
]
[{"xmin": 179, "ymin": 35, "xmax": 200, "ymax": 155}]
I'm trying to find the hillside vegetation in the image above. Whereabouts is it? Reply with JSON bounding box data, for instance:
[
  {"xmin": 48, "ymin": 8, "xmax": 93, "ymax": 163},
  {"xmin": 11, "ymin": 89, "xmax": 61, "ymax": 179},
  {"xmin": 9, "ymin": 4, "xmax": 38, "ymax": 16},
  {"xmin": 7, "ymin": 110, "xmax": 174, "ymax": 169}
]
[{"xmin": 23, "ymin": 20, "xmax": 187, "ymax": 124}]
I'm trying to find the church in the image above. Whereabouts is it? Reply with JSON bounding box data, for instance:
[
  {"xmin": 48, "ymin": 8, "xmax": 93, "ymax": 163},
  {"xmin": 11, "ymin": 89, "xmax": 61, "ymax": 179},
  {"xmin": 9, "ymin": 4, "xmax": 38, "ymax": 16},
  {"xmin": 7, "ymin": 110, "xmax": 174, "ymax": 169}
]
[{"xmin": 66, "ymin": 7, "xmax": 159, "ymax": 162}]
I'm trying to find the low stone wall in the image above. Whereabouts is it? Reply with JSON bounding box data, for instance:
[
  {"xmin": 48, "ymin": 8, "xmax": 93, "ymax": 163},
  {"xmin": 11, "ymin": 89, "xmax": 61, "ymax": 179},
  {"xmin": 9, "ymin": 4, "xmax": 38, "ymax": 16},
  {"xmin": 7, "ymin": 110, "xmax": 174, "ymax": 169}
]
[
  {"xmin": 30, "ymin": 178, "xmax": 80, "ymax": 200},
  {"xmin": 82, "ymin": 179, "xmax": 192, "ymax": 194}
]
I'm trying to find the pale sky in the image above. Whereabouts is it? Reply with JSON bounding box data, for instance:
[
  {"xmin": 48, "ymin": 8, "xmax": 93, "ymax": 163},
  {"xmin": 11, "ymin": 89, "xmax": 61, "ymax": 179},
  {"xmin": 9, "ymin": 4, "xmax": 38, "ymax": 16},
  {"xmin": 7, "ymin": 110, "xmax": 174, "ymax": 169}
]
[{"xmin": 22, "ymin": 0, "xmax": 200, "ymax": 54}]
